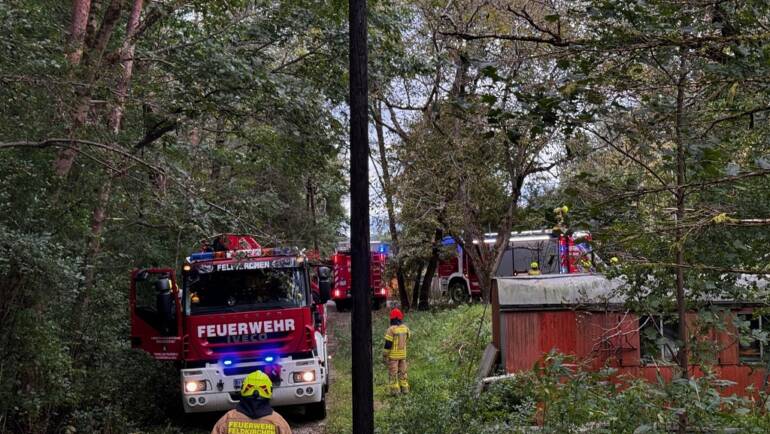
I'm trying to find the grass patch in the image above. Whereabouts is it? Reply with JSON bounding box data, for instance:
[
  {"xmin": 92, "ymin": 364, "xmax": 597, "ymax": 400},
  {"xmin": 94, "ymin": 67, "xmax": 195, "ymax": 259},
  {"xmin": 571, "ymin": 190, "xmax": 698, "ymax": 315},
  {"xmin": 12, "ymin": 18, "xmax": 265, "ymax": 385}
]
[
  {"xmin": 325, "ymin": 313, "xmax": 354, "ymax": 433},
  {"xmin": 322, "ymin": 304, "xmax": 492, "ymax": 433}
]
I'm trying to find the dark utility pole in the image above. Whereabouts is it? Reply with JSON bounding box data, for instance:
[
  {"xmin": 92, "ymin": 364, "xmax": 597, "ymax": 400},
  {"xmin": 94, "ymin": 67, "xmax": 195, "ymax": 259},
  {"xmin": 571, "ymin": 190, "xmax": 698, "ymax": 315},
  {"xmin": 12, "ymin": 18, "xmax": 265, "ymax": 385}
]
[{"xmin": 349, "ymin": 0, "xmax": 373, "ymax": 432}]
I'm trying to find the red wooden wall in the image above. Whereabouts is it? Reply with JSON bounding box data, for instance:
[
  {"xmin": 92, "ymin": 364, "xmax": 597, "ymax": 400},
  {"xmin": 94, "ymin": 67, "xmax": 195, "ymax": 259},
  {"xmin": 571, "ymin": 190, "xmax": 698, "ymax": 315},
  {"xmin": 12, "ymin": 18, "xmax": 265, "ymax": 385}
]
[{"xmin": 497, "ymin": 308, "xmax": 767, "ymax": 395}]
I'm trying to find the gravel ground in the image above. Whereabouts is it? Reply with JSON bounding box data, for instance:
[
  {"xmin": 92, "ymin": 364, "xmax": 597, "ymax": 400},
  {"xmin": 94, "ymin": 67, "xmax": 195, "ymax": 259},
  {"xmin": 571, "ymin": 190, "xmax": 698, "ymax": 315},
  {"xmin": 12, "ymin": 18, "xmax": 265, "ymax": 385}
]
[{"xmin": 286, "ymin": 302, "xmax": 348, "ymax": 434}]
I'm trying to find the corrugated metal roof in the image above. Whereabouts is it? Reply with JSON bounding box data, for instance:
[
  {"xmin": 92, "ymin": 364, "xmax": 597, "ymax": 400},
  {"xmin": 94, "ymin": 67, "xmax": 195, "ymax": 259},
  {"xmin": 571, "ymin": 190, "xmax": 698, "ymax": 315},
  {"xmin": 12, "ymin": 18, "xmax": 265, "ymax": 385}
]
[{"xmin": 494, "ymin": 274, "xmax": 624, "ymax": 310}]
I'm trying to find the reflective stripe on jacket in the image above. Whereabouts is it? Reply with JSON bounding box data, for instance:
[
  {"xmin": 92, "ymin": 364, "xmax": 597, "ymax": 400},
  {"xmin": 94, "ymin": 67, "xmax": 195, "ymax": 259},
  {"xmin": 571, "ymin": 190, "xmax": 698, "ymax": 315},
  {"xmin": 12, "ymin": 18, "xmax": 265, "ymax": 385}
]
[
  {"xmin": 384, "ymin": 324, "xmax": 410, "ymax": 360},
  {"xmin": 211, "ymin": 409, "xmax": 292, "ymax": 434}
]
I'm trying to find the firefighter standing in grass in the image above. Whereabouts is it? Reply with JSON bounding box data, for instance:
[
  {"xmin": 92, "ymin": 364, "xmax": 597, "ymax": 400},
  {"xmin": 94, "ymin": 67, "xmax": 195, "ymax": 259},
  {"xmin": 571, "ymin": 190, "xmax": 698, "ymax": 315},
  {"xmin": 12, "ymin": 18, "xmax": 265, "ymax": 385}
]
[
  {"xmin": 383, "ymin": 308, "xmax": 411, "ymax": 395},
  {"xmin": 211, "ymin": 370, "xmax": 292, "ymax": 434}
]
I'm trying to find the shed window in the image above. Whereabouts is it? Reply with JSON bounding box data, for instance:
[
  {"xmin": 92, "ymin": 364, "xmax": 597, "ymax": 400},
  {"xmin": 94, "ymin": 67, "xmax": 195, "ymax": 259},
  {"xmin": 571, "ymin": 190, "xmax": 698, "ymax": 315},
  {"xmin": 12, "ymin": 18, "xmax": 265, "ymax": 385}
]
[
  {"xmin": 639, "ymin": 316, "xmax": 679, "ymax": 365},
  {"xmin": 738, "ymin": 314, "xmax": 770, "ymax": 364}
]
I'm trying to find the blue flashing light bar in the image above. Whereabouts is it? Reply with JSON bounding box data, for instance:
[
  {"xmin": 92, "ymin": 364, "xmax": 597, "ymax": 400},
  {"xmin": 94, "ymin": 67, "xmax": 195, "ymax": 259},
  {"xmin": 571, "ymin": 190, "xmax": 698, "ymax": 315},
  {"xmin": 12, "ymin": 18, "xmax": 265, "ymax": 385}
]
[
  {"xmin": 190, "ymin": 252, "xmax": 214, "ymax": 261},
  {"xmin": 377, "ymin": 243, "xmax": 390, "ymax": 254},
  {"xmin": 264, "ymin": 356, "xmax": 275, "ymax": 363},
  {"xmin": 223, "ymin": 359, "xmax": 233, "ymax": 366},
  {"xmin": 441, "ymin": 236, "xmax": 456, "ymax": 246},
  {"xmin": 188, "ymin": 246, "xmax": 301, "ymax": 264}
]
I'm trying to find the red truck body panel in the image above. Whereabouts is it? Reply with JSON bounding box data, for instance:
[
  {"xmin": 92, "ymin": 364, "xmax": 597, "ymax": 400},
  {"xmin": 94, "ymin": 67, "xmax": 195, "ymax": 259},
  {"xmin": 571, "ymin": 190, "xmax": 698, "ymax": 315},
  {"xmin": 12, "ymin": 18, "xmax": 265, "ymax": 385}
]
[
  {"xmin": 130, "ymin": 238, "xmax": 322, "ymax": 364},
  {"xmin": 184, "ymin": 306, "xmax": 314, "ymax": 362},
  {"xmin": 330, "ymin": 251, "xmax": 387, "ymax": 301}
]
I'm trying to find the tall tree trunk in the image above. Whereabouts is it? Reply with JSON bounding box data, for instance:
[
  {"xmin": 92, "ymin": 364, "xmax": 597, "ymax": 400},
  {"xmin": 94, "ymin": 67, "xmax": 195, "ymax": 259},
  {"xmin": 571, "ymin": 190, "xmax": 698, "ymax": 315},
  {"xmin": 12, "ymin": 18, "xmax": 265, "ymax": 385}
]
[
  {"xmin": 78, "ymin": 0, "xmax": 142, "ymax": 331},
  {"xmin": 373, "ymin": 100, "xmax": 409, "ymax": 309},
  {"xmin": 418, "ymin": 228, "xmax": 442, "ymax": 310},
  {"xmin": 306, "ymin": 177, "xmax": 319, "ymax": 251},
  {"xmin": 675, "ymin": 53, "xmax": 689, "ymax": 434},
  {"xmin": 66, "ymin": 0, "xmax": 93, "ymax": 65},
  {"xmin": 55, "ymin": 0, "xmax": 125, "ymax": 178},
  {"xmin": 211, "ymin": 117, "xmax": 226, "ymax": 180},
  {"xmin": 411, "ymin": 261, "xmax": 423, "ymax": 307},
  {"xmin": 82, "ymin": 179, "xmax": 112, "ymax": 294},
  {"xmin": 108, "ymin": 0, "xmax": 143, "ymax": 133}
]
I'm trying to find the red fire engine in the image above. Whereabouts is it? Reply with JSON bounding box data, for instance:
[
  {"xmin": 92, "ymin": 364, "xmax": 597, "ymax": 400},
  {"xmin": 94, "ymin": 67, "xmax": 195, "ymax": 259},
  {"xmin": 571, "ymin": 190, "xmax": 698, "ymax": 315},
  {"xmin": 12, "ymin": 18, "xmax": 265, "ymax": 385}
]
[
  {"xmin": 436, "ymin": 230, "xmax": 594, "ymax": 302},
  {"xmin": 330, "ymin": 250, "xmax": 388, "ymax": 311},
  {"xmin": 130, "ymin": 235, "xmax": 330, "ymax": 419}
]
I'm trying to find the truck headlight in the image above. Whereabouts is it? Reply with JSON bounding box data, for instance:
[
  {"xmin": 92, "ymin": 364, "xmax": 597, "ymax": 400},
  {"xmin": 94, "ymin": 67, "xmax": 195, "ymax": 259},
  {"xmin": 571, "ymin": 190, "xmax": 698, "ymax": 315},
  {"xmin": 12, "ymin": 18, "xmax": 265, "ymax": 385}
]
[
  {"xmin": 185, "ymin": 380, "xmax": 208, "ymax": 393},
  {"xmin": 292, "ymin": 371, "xmax": 315, "ymax": 383}
]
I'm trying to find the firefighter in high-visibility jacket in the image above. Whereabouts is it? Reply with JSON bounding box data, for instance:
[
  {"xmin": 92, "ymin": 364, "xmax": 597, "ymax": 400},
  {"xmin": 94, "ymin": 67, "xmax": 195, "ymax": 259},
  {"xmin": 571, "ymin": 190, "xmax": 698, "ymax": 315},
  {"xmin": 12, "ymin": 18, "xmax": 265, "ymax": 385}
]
[
  {"xmin": 211, "ymin": 370, "xmax": 292, "ymax": 434},
  {"xmin": 383, "ymin": 308, "xmax": 411, "ymax": 395}
]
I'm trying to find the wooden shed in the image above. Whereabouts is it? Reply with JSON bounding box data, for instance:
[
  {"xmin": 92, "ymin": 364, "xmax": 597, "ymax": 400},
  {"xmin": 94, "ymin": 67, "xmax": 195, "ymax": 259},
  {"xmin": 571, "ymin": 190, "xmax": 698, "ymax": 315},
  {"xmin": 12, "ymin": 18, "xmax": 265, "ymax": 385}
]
[{"xmin": 491, "ymin": 274, "xmax": 768, "ymax": 395}]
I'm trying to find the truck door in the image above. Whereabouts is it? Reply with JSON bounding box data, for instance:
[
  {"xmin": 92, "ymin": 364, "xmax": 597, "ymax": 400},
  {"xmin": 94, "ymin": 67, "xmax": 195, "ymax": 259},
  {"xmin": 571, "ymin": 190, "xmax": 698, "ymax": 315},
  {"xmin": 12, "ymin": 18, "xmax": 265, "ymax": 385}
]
[{"xmin": 130, "ymin": 268, "xmax": 183, "ymax": 360}]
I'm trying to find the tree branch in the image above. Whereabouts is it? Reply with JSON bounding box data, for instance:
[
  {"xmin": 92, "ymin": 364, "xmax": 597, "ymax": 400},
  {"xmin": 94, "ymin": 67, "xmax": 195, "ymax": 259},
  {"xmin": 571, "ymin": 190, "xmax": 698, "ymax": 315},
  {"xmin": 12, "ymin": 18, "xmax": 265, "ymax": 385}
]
[
  {"xmin": 631, "ymin": 260, "xmax": 768, "ymax": 276},
  {"xmin": 583, "ymin": 125, "xmax": 673, "ymax": 193}
]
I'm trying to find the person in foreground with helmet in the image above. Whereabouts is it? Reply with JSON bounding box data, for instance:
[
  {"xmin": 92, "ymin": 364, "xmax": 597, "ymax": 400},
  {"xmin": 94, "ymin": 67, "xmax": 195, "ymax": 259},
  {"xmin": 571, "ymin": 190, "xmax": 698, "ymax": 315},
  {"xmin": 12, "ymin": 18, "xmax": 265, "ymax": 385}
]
[
  {"xmin": 211, "ymin": 370, "xmax": 292, "ymax": 434},
  {"xmin": 383, "ymin": 308, "xmax": 411, "ymax": 395}
]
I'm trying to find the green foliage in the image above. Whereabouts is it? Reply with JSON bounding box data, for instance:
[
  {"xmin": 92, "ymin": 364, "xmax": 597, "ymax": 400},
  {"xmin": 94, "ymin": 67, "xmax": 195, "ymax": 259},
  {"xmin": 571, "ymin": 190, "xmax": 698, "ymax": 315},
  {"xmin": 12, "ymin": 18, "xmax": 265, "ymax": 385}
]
[
  {"xmin": 374, "ymin": 304, "xmax": 491, "ymax": 433},
  {"xmin": 0, "ymin": 0, "xmax": 362, "ymax": 431},
  {"xmin": 0, "ymin": 226, "xmax": 80, "ymax": 433}
]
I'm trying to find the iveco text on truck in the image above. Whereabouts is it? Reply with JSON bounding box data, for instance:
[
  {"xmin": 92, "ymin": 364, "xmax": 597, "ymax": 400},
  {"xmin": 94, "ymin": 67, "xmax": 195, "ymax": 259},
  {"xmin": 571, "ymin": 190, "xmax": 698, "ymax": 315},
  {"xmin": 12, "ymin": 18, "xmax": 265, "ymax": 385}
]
[{"xmin": 130, "ymin": 234, "xmax": 330, "ymax": 419}]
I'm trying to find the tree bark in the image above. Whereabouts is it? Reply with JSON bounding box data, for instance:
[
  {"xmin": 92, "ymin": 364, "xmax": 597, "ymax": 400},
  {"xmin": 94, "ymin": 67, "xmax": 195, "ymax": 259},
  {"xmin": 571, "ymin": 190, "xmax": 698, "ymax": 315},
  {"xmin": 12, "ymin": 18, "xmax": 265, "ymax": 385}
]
[
  {"xmin": 79, "ymin": 0, "xmax": 142, "ymax": 327},
  {"xmin": 349, "ymin": 0, "xmax": 373, "ymax": 431},
  {"xmin": 211, "ymin": 117, "xmax": 226, "ymax": 180},
  {"xmin": 55, "ymin": 0, "xmax": 126, "ymax": 178},
  {"xmin": 674, "ymin": 52, "xmax": 689, "ymax": 434},
  {"xmin": 306, "ymin": 176, "xmax": 319, "ymax": 251},
  {"xmin": 418, "ymin": 228, "xmax": 442, "ymax": 310},
  {"xmin": 373, "ymin": 100, "xmax": 410, "ymax": 309},
  {"xmin": 411, "ymin": 261, "xmax": 423, "ymax": 307},
  {"xmin": 108, "ymin": 0, "xmax": 143, "ymax": 133},
  {"xmin": 66, "ymin": 0, "xmax": 93, "ymax": 65},
  {"xmin": 82, "ymin": 178, "xmax": 112, "ymax": 293}
]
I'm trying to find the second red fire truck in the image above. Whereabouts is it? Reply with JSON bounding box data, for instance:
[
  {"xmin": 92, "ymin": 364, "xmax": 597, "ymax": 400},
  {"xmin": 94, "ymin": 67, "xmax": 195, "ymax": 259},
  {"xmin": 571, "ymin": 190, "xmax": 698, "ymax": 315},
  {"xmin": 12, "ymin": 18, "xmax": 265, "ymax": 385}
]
[{"xmin": 330, "ymin": 249, "xmax": 388, "ymax": 311}]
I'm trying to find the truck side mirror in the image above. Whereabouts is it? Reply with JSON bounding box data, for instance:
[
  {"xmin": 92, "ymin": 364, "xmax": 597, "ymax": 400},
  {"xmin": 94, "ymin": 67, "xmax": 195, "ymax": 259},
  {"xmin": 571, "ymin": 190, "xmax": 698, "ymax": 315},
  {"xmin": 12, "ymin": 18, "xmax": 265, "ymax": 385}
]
[{"xmin": 317, "ymin": 266, "xmax": 331, "ymax": 303}]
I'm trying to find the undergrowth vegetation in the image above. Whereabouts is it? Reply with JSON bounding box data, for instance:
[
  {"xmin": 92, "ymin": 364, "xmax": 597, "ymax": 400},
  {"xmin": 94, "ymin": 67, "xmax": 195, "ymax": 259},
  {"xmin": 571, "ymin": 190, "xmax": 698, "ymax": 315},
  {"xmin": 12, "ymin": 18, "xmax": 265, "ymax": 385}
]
[{"xmin": 325, "ymin": 304, "xmax": 770, "ymax": 434}]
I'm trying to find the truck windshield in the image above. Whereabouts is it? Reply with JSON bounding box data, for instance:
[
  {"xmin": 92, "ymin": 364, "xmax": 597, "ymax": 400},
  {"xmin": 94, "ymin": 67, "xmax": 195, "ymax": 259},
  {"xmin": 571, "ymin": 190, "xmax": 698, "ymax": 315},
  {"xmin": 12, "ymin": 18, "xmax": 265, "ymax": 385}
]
[{"xmin": 186, "ymin": 266, "xmax": 308, "ymax": 314}]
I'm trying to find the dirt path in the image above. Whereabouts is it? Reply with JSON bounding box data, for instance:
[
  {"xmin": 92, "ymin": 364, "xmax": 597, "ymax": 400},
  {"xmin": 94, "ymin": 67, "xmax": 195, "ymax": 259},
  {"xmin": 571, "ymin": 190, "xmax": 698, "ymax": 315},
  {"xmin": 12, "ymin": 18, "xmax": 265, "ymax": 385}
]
[{"xmin": 286, "ymin": 303, "xmax": 348, "ymax": 434}]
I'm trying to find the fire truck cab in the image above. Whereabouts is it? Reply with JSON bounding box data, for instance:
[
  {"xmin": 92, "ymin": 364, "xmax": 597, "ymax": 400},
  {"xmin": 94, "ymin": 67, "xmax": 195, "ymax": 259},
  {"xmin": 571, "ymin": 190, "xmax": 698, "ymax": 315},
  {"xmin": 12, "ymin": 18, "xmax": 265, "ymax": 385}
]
[{"xmin": 129, "ymin": 235, "xmax": 330, "ymax": 419}]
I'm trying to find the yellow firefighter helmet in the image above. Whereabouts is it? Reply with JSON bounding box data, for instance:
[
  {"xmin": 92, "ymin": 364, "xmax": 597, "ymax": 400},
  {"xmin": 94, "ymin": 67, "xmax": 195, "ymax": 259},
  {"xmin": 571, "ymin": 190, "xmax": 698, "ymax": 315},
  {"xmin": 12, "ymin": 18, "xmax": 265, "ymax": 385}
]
[{"xmin": 240, "ymin": 370, "xmax": 272, "ymax": 399}]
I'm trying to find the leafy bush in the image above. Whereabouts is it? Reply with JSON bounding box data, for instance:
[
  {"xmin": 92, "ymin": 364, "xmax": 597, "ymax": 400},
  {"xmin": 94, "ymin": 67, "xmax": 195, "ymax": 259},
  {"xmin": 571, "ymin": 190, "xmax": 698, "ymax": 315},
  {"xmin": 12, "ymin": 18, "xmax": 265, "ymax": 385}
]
[{"xmin": 370, "ymin": 305, "xmax": 770, "ymax": 434}]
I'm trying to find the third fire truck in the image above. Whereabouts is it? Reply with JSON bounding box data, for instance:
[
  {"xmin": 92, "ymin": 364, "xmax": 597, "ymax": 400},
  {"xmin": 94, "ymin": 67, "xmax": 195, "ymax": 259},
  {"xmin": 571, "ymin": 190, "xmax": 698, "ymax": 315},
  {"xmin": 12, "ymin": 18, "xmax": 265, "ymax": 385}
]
[{"xmin": 436, "ymin": 230, "xmax": 594, "ymax": 302}]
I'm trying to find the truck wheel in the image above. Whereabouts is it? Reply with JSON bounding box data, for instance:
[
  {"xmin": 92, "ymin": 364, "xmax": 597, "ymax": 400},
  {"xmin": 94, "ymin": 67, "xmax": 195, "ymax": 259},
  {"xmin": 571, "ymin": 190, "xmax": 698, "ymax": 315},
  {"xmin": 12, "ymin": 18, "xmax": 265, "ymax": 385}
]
[
  {"xmin": 449, "ymin": 280, "xmax": 470, "ymax": 304},
  {"xmin": 372, "ymin": 299, "xmax": 382, "ymax": 311},
  {"xmin": 335, "ymin": 300, "xmax": 348, "ymax": 312},
  {"xmin": 305, "ymin": 398, "xmax": 327, "ymax": 420}
]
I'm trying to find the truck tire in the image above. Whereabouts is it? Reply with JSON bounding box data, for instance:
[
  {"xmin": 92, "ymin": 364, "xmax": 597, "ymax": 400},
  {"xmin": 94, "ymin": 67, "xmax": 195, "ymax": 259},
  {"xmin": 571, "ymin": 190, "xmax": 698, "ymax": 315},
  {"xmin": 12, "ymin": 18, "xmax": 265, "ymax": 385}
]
[
  {"xmin": 449, "ymin": 279, "xmax": 470, "ymax": 304},
  {"xmin": 372, "ymin": 299, "xmax": 382, "ymax": 311},
  {"xmin": 335, "ymin": 300, "xmax": 348, "ymax": 312},
  {"xmin": 324, "ymin": 367, "xmax": 330, "ymax": 393},
  {"xmin": 305, "ymin": 398, "xmax": 327, "ymax": 420}
]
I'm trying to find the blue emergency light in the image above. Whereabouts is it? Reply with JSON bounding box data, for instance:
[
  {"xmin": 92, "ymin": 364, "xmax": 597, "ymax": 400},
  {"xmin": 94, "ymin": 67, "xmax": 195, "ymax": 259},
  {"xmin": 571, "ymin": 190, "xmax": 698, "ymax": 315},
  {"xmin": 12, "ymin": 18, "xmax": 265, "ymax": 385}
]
[
  {"xmin": 223, "ymin": 359, "xmax": 233, "ymax": 366},
  {"xmin": 441, "ymin": 236, "xmax": 456, "ymax": 246},
  {"xmin": 264, "ymin": 356, "xmax": 275, "ymax": 363},
  {"xmin": 377, "ymin": 243, "xmax": 389, "ymax": 254},
  {"xmin": 190, "ymin": 252, "xmax": 214, "ymax": 262}
]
